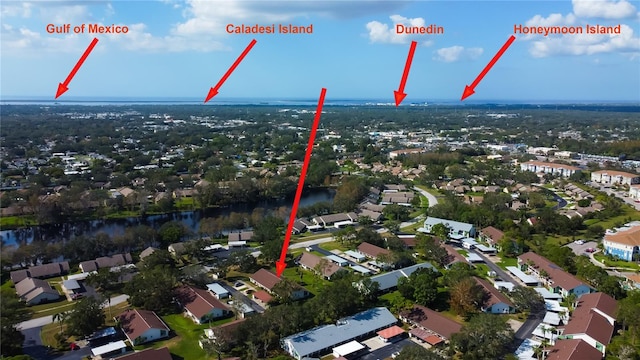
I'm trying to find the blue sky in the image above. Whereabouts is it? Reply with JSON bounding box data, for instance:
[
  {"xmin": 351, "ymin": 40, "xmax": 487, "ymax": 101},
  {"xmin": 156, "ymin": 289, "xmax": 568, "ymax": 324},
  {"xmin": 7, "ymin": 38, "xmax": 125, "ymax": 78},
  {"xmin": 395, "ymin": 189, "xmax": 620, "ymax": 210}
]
[{"xmin": 1, "ymin": 0, "xmax": 639, "ymax": 102}]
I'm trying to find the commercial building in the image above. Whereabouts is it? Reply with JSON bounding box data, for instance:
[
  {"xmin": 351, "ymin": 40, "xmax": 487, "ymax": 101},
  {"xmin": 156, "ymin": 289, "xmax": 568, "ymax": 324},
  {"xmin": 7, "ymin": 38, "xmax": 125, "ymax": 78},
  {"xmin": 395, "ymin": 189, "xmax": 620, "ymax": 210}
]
[
  {"xmin": 520, "ymin": 161, "xmax": 580, "ymax": 178},
  {"xmin": 591, "ymin": 170, "xmax": 640, "ymax": 186}
]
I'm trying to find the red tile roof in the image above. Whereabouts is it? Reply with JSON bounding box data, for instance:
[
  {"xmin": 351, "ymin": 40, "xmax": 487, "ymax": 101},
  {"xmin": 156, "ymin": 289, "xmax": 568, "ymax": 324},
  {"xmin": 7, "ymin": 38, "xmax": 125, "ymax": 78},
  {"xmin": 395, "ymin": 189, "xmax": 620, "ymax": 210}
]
[
  {"xmin": 117, "ymin": 309, "xmax": 169, "ymax": 344},
  {"xmin": 546, "ymin": 339, "xmax": 603, "ymax": 360},
  {"xmin": 519, "ymin": 252, "xmax": 588, "ymax": 292},
  {"xmin": 376, "ymin": 325, "xmax": 404, "ymax": 339},
  {"xmin": 357, "ymin": 242, "xmax": 390, "ymax": 258},
  {"xmin": 563, "ymin": 311, "xmax": 614, "ymax": 346},
  {"xmin": 250, "ymin": 269, "xmax": 282, "ymax": 291},
  {"xmin": 400, "ymin": 305, "xmax": 462, "ymax": 339},
  {"xmin": 175, "ymin": 285, "xmax": 229, "ymax": 319}
]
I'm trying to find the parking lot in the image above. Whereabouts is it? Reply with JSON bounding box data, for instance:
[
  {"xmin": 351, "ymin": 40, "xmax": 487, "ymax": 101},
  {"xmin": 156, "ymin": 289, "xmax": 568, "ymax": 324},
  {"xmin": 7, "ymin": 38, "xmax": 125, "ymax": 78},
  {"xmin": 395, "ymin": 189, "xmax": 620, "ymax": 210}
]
[{"xmin": 564, "ymin": 240, "xmax": 598, "ymax": 256}]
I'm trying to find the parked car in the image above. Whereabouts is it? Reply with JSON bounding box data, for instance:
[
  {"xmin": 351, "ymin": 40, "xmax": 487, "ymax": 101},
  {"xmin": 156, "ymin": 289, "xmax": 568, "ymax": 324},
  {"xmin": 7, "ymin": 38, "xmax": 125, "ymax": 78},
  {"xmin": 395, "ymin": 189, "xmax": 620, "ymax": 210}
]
[
  {"xmin": 585, "ymin": 248, "xmax": 596, "ymax": 253},
  {"xmin": 70, "ymin": 293, "xmax": 84, "ymax": 300},
  {"xmin": 574, "ymin": 240, "xmax": 584, "ymax": 245}
]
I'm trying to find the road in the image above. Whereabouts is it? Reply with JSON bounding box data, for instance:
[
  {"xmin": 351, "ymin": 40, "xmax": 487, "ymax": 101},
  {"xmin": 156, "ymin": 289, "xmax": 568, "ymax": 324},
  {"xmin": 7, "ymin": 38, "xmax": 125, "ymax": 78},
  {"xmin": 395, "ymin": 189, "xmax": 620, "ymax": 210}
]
[
  {"xmin": 469, "ymin": 249, "xmax": 543, "ymax": 342},
  {"xmin": 18, "ymin": 294, "xmax": 130, "ymax": 330},
  {"xmin": 413, "ymin": 186, "xmax": 439, "ymax": 208}
]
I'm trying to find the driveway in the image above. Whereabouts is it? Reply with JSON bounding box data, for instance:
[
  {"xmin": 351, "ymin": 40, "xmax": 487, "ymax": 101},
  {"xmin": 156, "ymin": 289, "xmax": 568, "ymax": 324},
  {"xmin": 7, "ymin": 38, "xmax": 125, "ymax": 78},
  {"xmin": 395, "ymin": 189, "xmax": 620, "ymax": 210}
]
[
  {"xmin": 222, "ymin": 283, "xmax": 265, "ymax": 313},
  {"xmin": 357, "ymin": 338, "xmax": 413, "ymax": 360}
]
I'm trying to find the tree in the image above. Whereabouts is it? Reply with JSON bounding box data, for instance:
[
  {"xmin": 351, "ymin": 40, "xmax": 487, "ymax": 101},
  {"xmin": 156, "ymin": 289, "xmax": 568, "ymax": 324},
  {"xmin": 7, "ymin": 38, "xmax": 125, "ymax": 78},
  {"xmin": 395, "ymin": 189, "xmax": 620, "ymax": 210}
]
[
  {"xmin": 252, "ymin": 216, "xmax": 284, "ymax": 244},
  {"xmin": 383, "ymin": 204, "xmax": 410, "ymax": 222},
  {"xmin": 431, "ymin": 223, "xmax": 451, "ymax": 241},
  {"xmin": 52, "ymin": 311, "xmax": 70, "ymax": 336},
  {"xmin": 396, "ymin": 344, "xmax": 445, "ymax": 360},
  {"xmin": 420, "ymin": 235, "xmax": 450, "ymax": 267},
  {"xmin": 158, "ymin": 221, "xmax": 189, "ymax": 247},
  {"xmin": 510, "ymin": 286, "xmax": 545, "ymax": 313},
  {"xmin": 443, "ymin": 262, "xmax": 475, "ymax": 286},
  {"xmin": 1, "ymin": 289, "xmax": 31, "ymax": 356},
  {"xmin": 449, "ymin": 277, "xmax": 488, "ymax": 319},
  {"xmin": 397, "ymin": 268, "xmax": 440, "ymax": 307},
  {"xmin": 65, "ymin": 297, "xmax": 105, "ymax": 337},
  {"xmin": 617, "ymin": 290, "xmax": 640, "ymax": 345},
  {"xmin": 124, "ymin": 266, "xmax": 177, "ymax": 314},
  {"xmin": 450, "ymin": 313, "xmax": 515, "ymax": 360}
]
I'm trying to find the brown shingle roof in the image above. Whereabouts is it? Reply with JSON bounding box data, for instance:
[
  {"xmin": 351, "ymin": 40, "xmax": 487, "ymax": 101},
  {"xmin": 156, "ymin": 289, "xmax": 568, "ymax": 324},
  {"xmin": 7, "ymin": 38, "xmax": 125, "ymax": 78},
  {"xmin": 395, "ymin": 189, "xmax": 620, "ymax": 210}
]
[
  {"xmin": 80, "ymin": 253, "xmax": 132, "ymax": 272},
  {"xmin": 474, "ymin": 277, "xmax": 514, "ymax": 308},
  {"xmin": 399, "ymin": 305, "xmax": 462, "ymax": 339},
  {"xmin": 296, "ymin": 252, "xmax": 341, "ymax": 278},
  {"xmin": 518, "ymin": 252, "xmax": 588, "ymax": 292},
  {"xmin": 117, "ymin": 347, "xmax": 173, "ymax": 360},
  {"xmin": 357, "ymin": 242, "xmax": 390, "ymax": 258},
  {"xmin": 250, "ymin": 269, "xmax": 281, "ymax": 291},
  {"xmin": 175, "ymin": 285, "xmax": 229, "ymax": 319},
  {"xmin": 563, "ymin": 311, "xmax": 614, "ymax": 346},
  {"xmin": 10, "ymin": 261, "xmax": 70, "ymax": 283},
  {"xmin": 480, "ymin": 226, "xmax": 504, "ymax": 243},
  {"xmin": 546, "ymin": 339, "xmax": 603, "ymax": 360},
  {"xmin": 575, "ymin": 292, "xmax": 617, "ymax": 321},
  {"xmin": 117, "ymin": 309, "xmax": 169, "ymax": 344}
]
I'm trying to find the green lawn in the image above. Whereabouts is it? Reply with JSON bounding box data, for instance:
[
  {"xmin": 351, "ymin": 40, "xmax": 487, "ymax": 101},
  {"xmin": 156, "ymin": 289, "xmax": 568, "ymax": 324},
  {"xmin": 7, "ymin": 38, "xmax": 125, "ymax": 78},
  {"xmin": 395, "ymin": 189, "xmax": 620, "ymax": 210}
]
[
  {"xmin": 0, "ymin": 215, "xmax": 38, "ymax": 228},
  {"xmin": 496, "ymin": 257, "xmax": 518, "ymax": 270},
  {"xmin": 456, "ymin": 249, "xmax": 469, "ymax": 257},
  {"xmin": 281, "ymin": 266, "xmax": 328, "ymax": 295},
  {"xmin": 593, "ymin": 253, "xmax": 640, "ymax": 270},
  {"xmin": 138, "ymin": 313, "xmax": 234, "ymax": 359},
  {"xmin": 318, "ymin": 241, "xmax": 349, "ymax": 252}
]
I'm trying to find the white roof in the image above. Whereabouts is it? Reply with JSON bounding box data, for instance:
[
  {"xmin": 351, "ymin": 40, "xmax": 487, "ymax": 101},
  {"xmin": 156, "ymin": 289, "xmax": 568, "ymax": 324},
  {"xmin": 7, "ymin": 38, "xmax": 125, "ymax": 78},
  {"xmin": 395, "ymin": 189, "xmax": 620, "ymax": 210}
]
[
  {"xmin": 325, "ymin": 255, "xmax": 348, "ymax": 265},
  {"xmin": 534, "ymin": 287, "xmax": 562, "ymax": 300},
  {"xmin": 462, "ymin": 238, "xmax": 479, "ymax": 245},
  {"xmin": 465, "ymin": 253, "xmax": 483, "ymax": 262},
  {"xmin": 344, "ymin": 250, "xmax": 366, "ymax": 260},
  {"xmin": 423, "ymin": 217, "xmax": 475, "ymax": 233},
  {"xmin": 91, "ymin": 340, "xmax": 126, "ymax": 356},
  {"xmin": 506, "ymin": 266, "xmax": 539, "ymax": 285},
  {"xmin": 350, "ymin": 265, "xmax": 372, "ymax": 274},
  {"xmin": 62, "ymin": 279, "xmax": 81, "ymax": 290},
  {"xmin": 494, "ymin": 281, "xmax": 515, "ymax": 292},
  {"xmin": 544, "ymin": 300, "xmax": 568, "ymax": 313},
  {"xmin": 206, "ymin": 283, "xmax": 229, "ymax": 295},
  {"xmin": 475, "ymin": 244, "xmax": 496, "ymax": 252},
  {"xmin": 333, "ymin": 341, "xmax": 365, "ymax": 356},
  {"xmin": 203, "ymin": 244, "xmax": 224, "ymax": 251},
  {"xmin": 515, "ymin": 338, "xmax": 541, "ymax": 360},
  {"xmin": 532, "ymin": 324, "xmax": 558, "ymax": 340},
  {"xmin": 228, "ymin": 241, "xmax": 247, "ymax": 246},
  {"xmin": 543, "ymin": 312, "xmax": 561, "ymax": 326},
  {"xmin": 67, "ymin": 272, "xmax": 93, "ymax": 281}
]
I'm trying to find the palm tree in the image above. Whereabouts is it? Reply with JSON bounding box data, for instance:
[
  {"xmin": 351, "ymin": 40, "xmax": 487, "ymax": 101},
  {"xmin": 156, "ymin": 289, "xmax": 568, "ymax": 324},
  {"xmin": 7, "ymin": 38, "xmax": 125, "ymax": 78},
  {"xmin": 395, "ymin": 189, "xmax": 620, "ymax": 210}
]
[{"xmin": 52, "ymin": 311, "xmax": 68, "ymax": 335}]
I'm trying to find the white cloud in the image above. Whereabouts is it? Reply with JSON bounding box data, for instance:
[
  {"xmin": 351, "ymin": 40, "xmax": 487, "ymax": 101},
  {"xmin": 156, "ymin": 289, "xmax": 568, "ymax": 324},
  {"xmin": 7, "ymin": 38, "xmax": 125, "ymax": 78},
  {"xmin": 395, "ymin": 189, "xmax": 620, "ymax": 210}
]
[
  {"xmin": 433, "ymin": 46, "xmax": 483, "ymax": 62},
  {"xmin": 0, "ymin": 2, "xmax": 33, "ymax": 18},
  {"xmin": 528, "ymin": 24, "xmax": 640, "ymax": 57},
  {"xmin": 572, "ymin": 0, "xmax": 637, "ymax": 19},
  {"xmin": 521, "ymin": 0, "xmax": 639, "ymax": 58},
  {"xmin": 366, "ymin": 14, "xmax": 434, "ymax": 45}
]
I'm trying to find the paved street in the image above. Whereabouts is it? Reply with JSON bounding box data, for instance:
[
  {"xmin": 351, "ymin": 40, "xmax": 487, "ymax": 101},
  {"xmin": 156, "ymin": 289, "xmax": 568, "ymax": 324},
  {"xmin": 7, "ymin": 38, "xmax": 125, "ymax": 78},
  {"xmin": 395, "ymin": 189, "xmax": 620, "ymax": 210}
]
[{"xmin": 413, "ymin": 186, "xmax": 439, "ymax": 208}]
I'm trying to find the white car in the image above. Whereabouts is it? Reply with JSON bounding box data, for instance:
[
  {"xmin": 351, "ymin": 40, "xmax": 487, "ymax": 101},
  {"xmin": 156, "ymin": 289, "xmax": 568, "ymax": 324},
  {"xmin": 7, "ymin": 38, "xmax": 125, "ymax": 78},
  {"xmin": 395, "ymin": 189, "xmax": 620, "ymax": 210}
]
[
  {"xmin": 575, "ymin": 240, "xmax": 584, "ymax": 245},
  {"xmin": 391, "ymin": 351, "xmax": 401, "ymax": 358}
]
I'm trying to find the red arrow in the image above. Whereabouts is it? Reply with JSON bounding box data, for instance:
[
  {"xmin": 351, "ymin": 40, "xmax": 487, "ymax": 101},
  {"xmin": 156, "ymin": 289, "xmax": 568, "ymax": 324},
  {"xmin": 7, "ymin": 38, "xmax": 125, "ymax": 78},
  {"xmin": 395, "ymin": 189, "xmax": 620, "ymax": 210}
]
[
  {"xmin": 275, "ymin": 88, "xmax": 327, "ymax": 277},
  {"xmin": 393, "ymin": 40, "xmax": 418, "ymax": 107},
  {"xmin": 55, "ymin": 37, "xmax": 99, "ymax": 99},
  {"xmin": 204, "ymin": 39, "xmax": 257, "ymax": 103},
  {"xmin": 461, "ymin": 35, "xmax": 516, "ymax": 101}
]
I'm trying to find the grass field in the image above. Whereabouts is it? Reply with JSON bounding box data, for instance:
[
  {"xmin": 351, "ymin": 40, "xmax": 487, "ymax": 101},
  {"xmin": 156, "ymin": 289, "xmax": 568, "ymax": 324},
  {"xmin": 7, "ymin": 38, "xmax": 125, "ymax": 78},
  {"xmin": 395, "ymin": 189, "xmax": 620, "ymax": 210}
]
[
  {"xmin": 496, "ymin": 257, "xmax": 518, "ymax": 270},
  {"xmin": 281, "ymin": 266, "xmax": 328, "ymax": 295},
  {"xmin": 0, "ymin": 215, "xmax": 38, "ymax": 228},
  {"xmin": 593, "ymin": 253, "xmax": 640, "ymax": 270}
]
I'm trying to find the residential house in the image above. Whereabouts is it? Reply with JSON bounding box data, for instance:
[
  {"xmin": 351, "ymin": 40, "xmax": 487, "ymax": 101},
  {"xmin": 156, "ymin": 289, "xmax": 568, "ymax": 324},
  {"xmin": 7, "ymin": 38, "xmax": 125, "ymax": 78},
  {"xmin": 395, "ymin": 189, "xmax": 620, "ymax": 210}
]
[
  {"xmin": 168, "ymin": 242, "xmax": 186, "ymax": 256},
  {"xmin": 546, "ymin": 339, "xmax": 603, "ymax": 360},
  {"xmin": 15, "ymin": 277, "xmax": 60, "ymax": 305},
  {"xmin": 556, "ymin": 292, "xmax": 617, "ymax": 355},
  {"xmin": 115, "ymin": 347, "xmax": 173, "ymax": 360},
  {"xmin": 281, "ymin": 307, "xmax": 398, "ymax": 360},
  {"xmin": 368, "ymin": 263, "xmax": 435, "ymax": 292},
  {"xmin": 389, "ymin": 148, "xmax": 425, "ymax": 159},
  {"xmin": 10, "ymin": 261, "xmax": 70, "ymax": 284},
  {"xmin": 603, "ymin": 225, "xmax": 640, "ymax": 262},
  {"xmin": 139, "ymin": 247, "xmax": 157, "ymax": 260},
  {"xmin": 629, "ymin": 184, "xmax": 640, "ymax": 200},
  {"xmin": 296, "ymin": 252, "xmax": 343, "ymax": 280},
  {"xmin": 117, "ymin": 309, "xmax": 170, "ymax": 345},
  {"xmin": 312, "ymin": 212, "xmax": 358, "ymax": 228},
  {"xmin": 228, "ymin": 231, "xmax": 253, "ymax": 242},
  {"xmin": 400, "ymin": 305, "xmax": 462, "ymax": 346},
  {"xmin": 479, "ymin": 226, "xmax": 504, "ymax": 246},
  {"xmin": 175, "ymin": 285, "xmax": 232, "ymax": 324},
  {"xmin": 79, "ymin": 253, "xmax": 133, "ymax": 273},
  {"xmin": 591, "ymin": 170, "xmax": 640, "ymax": 186},
  {"xmin": 520, "ymin": 161, "xmax": 580, "ymax": 178},
  {"xmin": 380, "ymin": 192, "xmax": 415, "ymax": 206},
  {"xmin": 475, "ymin": 277, "xmax": 515, "ymax": 314},
  {"xmin": 419, "ymin": 217, "xmax": 476, "ymax": 239},
  {"xmin": 250, "ymin": 269, "xmax": 309, "ymax": 300},
  {"xmin": 356, "ymin": 242, "xmax": 391, "ymax": 260},
  {"xmin": 206, "ymin": 283, "xmax": 230, "ymax": 299},
  {"xmin": 518, "ymin": 252, "xmax": 593, "ymax": 298}
]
